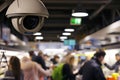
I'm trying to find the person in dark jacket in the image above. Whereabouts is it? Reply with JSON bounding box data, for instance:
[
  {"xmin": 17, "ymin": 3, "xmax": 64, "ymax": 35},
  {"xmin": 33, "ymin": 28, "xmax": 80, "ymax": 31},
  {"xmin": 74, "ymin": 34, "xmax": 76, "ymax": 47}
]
[
  {"xmin": 29, "ymin": 50, "xmax": 47, "ymax": 70},
  {"xmin": 78, "ymin": 49, "xmax": 106, "ymax": 80},
  {"xmin": 62, "ymin": 55, "xmax": 76, "ymax": 80},
  {"xmin": 104, "ymin": 53, "xmax": 120, "ymax": 72}
]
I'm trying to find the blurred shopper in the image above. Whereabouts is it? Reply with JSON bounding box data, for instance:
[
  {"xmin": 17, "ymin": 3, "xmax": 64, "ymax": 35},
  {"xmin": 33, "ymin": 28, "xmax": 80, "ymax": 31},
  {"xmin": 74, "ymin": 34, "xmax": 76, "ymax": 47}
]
[
  {"xmin": 21, "ymin": 56, "xmax": 52, "ymax": 80},
  {"xmin": 104, "ymin": 53, "xmax": 120, "ymax": 73},
  {"xmin": 52, "ymin": 55, "xmax": 75, "ymax": 80},
  {"xmin": 78, "ymin": 49, "xmax": 106, "ymax": 80},
  {"xmin": 37, "ymin": 52, "xmax": 50, "ymax": 80},
  {"xmin": 62, "ymin": 55, "xmax": 76, "ymax": 80},
  {"xmin": 76, "ymin": 56, "xmax": 88, "ymax": 73},
  {"xmin": 61, "ymin": 52, "xmax": 71, "ymax": 63},
  {"xmin": 28, "ymin": 50, "xmax": 36, "ymax": 59},
  {"xmin": 51, "ymin": 55, "xmax": 60, "ymax": 65},
  {"xmin": 78, "ymin": 56, "xmax": 87, "ymax": 67},
  {"xmin": 43, "ymin": 54, "xmax": 52, "ymax": 69},
  {"xmin": 4, "ymin": 56, "xmax": 24, "ymax": 80},
  {"xmin": 29, "ymin": 50, "xmax": 47, "ymax": 70}
]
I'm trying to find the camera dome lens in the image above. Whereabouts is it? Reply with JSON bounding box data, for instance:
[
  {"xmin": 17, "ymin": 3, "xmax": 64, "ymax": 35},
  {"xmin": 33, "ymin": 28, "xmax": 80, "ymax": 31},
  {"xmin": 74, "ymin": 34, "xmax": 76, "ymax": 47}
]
[{"xmin": 23, "ymin": 16, "xmax": 40, "ymax": 30}]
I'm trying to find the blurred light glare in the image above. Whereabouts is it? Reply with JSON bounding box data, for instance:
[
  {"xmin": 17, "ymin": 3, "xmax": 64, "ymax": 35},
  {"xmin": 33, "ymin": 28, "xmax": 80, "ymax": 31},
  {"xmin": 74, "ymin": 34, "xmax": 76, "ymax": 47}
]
[
  {"xmin": 33, "ymin": 32, "xmax": 42, "ymax": 35},
  {"xmin": 62, "ymin": 33, "xmax": 71, "ymax": 36},
  {"xmin": 109, "ymin": 20, "xmax": 120, "ymax": 29},
  {"xmin": 64, "ymin": 29, "xmax": 75, "ymax": 32},
  {"xmin": 11, "ymin": 34, "xmax": 17, "ymax": 41},
  {"xmin": 35, "ymin": 36, "xmax": 43, "ymax": 40},
  {"xmin": 72, "ymin": 12, "xmax": 88, "ymax": 17},
  {"xmin": 84, "ymin": 36, "xmax": 91, "ymax": 41},
  {"xmin": 60, "ymin": 36, "xmax": 67, "ymax": 40}
]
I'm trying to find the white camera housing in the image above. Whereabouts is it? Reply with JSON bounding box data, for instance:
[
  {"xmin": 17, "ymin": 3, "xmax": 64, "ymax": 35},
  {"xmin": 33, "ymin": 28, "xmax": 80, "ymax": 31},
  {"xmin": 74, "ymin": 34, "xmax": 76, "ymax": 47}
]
[
  {"xmin": 0, "ymin": 0, "xmax": 14, "ymax": 12},
  {"xmin": 6, "ymin": 0, "xmax": 49, "ymax": 34}
]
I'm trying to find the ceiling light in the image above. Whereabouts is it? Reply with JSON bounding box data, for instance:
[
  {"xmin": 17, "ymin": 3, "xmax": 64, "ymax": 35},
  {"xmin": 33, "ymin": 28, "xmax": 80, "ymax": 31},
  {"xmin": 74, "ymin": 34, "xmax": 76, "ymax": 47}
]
[
  {"xmin": 35, "ymin": 36, "xmax": 43, "ymax": 40},
  {"xmin": 33, "ymin": 32, "xmax": 42, "ymax": 35},
  {"xmin": 64, "ymin": 29, "xmax": 75, "ymax": 32},
  {"xmin": 72, "ymin": 12, "xmax": 88, "ymax": 17},
  {"xmin": 60, "ymin": 36, "xmax": 67, "ymax": 40},
  {"xmin": 62, "ymin": 32, "xmax": 71, "ymax": 36},
  {"xmin": 72, "ymin": 5, "xmax": 88, "ymax": 17}
]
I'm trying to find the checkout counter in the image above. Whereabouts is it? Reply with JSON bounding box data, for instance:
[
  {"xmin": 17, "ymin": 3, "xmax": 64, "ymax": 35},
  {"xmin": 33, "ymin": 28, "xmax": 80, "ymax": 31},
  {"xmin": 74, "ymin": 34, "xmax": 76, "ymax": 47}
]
[{"xmin": 103, "ymin": 66, "xmax": 120, "ymax": 80}]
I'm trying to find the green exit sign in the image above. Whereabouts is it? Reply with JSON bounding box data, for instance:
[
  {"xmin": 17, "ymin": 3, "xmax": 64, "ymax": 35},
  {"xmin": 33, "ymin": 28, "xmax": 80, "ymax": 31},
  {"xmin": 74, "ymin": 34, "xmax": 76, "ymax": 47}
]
[{"xmin": 70, "ymin": 17, "xmax": 82, "ymax": 25}]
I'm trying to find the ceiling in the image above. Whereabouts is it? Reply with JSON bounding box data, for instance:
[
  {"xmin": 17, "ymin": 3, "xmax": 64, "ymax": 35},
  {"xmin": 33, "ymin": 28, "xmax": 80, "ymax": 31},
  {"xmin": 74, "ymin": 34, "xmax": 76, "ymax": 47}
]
[
  {"xmin": 81, "ymin": 20, "xmax": 120, "ymax": 44},
  {"xmin": 1, "ymin": 0, "xmax": 120, "ymax": 43}
]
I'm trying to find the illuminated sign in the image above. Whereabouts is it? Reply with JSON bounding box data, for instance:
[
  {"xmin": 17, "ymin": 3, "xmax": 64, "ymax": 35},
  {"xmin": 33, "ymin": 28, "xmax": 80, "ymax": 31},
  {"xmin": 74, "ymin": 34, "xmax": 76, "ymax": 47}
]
[
  {"xmin": 70, "ymin": 17, "xmax": 82, "ymax": 25},
  {"xmin": 64, "ymin": 39, "xmax": 76, "ymax": 46}
]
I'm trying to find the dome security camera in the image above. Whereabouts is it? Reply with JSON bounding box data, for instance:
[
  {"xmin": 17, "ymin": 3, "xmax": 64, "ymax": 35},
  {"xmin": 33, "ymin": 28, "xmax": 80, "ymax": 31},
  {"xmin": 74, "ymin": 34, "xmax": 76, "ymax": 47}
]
[{"xmin": 6, "ymin": 0, "xmax": 49, "ymax": 35}]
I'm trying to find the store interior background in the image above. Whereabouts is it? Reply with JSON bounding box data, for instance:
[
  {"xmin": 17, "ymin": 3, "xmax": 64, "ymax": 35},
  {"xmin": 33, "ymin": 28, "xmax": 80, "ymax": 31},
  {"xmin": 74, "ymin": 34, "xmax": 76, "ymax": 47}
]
[{"xmin": 0, "ymin": 0, "xmax": 120, "ymax": 78}]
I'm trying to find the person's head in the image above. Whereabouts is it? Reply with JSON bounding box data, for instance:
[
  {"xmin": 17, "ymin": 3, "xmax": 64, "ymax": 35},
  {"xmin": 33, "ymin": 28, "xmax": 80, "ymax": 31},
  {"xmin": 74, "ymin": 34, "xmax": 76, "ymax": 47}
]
[
  {"xmin": 38, "ymin": 50, "xmax": 44, "ymax": 57},
  {"xmin": 115, "ymin": 53, "xmax": 120, "ymax": 61},
  {"xmin": 43, "ymin": 54, "xmax": 49, "ymax": 60},
  {"xmin": 54, "ymin": 55, "xmax": 60, "ymax": 62},
  {"xmin": 65, "ymin": 52, "xmax": 71, "ymax": 57},
  {"xmin": 94, "ymin": 49, "xmax": 106, "ymax": 62},
  {"xmin": 21, "ymin": 56, "xmax": 33, "ymax": 70},
  {"xmin": 22, "ymin": 56, "xmax": 30, "ymax": 62},
  {"xmin": 9, "ymin": 56, "xmax": 20, "ymax": 70},
  {"xmin": 9, "ymin": 56, "xmax": 21, "ymax": 80},
  {"xmin": 65, "ymin": 55, "xmax": 75, "ymax": 67},
  {"xmin": 28, "ymin": 50, "xmax": 35, "ymax": 58}
]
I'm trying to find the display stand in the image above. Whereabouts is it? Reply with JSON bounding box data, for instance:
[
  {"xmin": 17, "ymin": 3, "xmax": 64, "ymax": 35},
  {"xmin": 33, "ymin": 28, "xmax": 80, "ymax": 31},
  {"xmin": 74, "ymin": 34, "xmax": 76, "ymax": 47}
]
[
  {"xmin": 0, "ymin": 51, "xmax": 8, "ymax": 67},
  {"xmin": 0, "ymin": 49, "xmax": 8, "ymax": 76}
]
